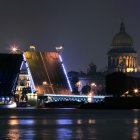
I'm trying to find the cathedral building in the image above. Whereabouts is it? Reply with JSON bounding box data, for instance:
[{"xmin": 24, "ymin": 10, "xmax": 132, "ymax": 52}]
[{"xmin": 108, "ymin": 22, "xmax": 137, "ymax": 73}]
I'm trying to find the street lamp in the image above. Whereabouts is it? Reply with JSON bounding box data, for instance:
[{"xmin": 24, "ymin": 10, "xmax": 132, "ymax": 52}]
[
  {"xmin": 91, "ymin": 82, "xmax": 96, "ymax": 87},
  {"xmin": 11, "ymin": 46, "xmax": 18, "ymax": 54},
  {"xmin": 43, "ymin": 81, "xmax": 48, "ymax": 86},
  {"xmin": 56, "ymin": 46, "xmax": 63, "ymax": 53},
  {"xmin": 76, "ymin": 81, "xmax": 82, "ymax": 87},
  {"xmin": 133, "ymin": 88, "xmax": 139, "ymax": 95},
  {"xmin": 42, "ymin": 81, "xmax": 48, "ymax": 94},
  {"xmin": 87, "ymin": 92, "xmax": 93, "ymax": 103},
  {"xmin": 12, "ymin": 47, "xmax": 17, "ymax": 52},
  {"xmin": 90, "ymin": 82, "xmax": 97, "ymax": 95},
  {"xmin": 76, "ymin": 81, "xmax": 82, "ymax": 94}
]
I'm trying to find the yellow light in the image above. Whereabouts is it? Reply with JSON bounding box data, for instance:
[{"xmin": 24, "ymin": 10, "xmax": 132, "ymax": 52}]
[
  {"xmin": 29, "ymin": 45, "xmax": 36, "ymax": 51},
  {"xmin": 91, "ymin": 82, "xmax": 96, "ymax": 87},
  {"xmin": 126, "ymin": 68, "xmax": 134, "ymax": 72},
  {"xmin": 126, "ymin": 91, "xmax": 128, "ymax": 93},
  {"xmin": 125, "ymin": 91, "xmax": 129, "ymax": 95},
  {"xmin": 76, "ymin": 81, "xmax": 82, "ymax": 87},
  {"xmin": 56, "ymin": 46, "xmax": 63, "ymax": 53},
  {"xmin": 133, "ymin": 118, "xmax": 138, "ymax": 124},
  {"xmin": 87, "ymin": 92, "xmax": 93, "ymax": 103},
  {"xmin": 56, "ymin": 46, "xmax": 63, "ymax": 50},
  {"xmin": 122, "ymin": 91, "xmax": 129, "ymax": 97},
  {"xmin": 134, "ymin": 88, "xmax": 139, "ymax": 94},
  {"xmin": 10, "ymin": 44, "xmax": 19, "ymax": 54},
  {"xmin": 88, "ymin": 92, "xmax": 92, "ymax": 96},
  {"xmin": 12, "ymin": 47, "xmax": 18, "ymax": 52},
  {"xmin": 43, "ymin": 81, "xmax": 48, "ymax": 86}
]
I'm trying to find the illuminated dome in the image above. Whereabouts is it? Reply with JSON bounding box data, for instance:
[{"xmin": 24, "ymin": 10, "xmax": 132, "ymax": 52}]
[
  {"xmin": 112, "ymin": 22, "xmax": 133, "ymax": 47},
  {"xmin": 108, "ymin": 22, "xmax": 138, "ymax": 73}
]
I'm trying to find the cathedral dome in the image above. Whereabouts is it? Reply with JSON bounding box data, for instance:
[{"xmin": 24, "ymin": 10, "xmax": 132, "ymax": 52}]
[{"xmin": 112, "ymin": 22, "xmax": 133, "ymax": 47}]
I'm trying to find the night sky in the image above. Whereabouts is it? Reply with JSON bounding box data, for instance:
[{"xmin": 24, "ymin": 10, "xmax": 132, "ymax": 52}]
[{"xmin": 0, "ymin": 0, "xmax": 140, "ymax": 72}]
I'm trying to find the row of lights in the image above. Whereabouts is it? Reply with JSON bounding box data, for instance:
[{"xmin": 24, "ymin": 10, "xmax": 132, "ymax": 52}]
[
  {"xmin": 0, "ymin": 97, "xmax": 10, "ymax": 101},
  {"xmin": 11, "ymin": 45, "xmax": 62, "ymax": 54},
  {"xmin": 123, "ymin": 88, "xmax": 139, "ymax": 96},
  {"xmin": 11, "ymin": 45, "xmax": 63, "ymax": 53},
  {"xmin": 48, "ymin": 97, "xmax": 88, "ymax": 103},
  {"xmin": 76, "ymin": 81, "xmax": 97, "ymax": 87}
]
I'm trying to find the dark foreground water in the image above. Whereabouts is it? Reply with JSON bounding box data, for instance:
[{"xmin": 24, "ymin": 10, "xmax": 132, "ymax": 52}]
[{"xmin": 0, "ymin": 108, "xmax": 140, "ymax": 140}]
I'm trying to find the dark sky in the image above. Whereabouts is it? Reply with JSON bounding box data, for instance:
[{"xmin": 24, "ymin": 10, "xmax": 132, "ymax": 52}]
[{"xmin": 0, "ymin": 0, "xmax": 140, "ymax": 72}]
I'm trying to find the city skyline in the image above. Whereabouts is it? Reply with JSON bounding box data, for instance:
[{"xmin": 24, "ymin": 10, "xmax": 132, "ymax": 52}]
[{"xmin": 0, "ymin": 0, "xmax": 140, "ymax": 72}]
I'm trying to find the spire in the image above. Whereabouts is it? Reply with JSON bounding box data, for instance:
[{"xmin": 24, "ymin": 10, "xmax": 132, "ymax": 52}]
[{"xmin": 120, "ymin": 22, "xmax": 125, "ymax": 32}]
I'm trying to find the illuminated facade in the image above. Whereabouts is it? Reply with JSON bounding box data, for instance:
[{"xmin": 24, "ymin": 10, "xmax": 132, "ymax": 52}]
[
  {"xmin": 108, "ymin": 22, "xmax": 137, "ymax": 72},
  {"xmin": 15, "ymin": 59, "xmax": 35, "ymax": 102}
]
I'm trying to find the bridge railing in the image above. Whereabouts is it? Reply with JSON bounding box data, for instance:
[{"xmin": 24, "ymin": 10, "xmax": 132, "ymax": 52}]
[{"xmin": 43, "ymin": 94, "xmax": 107, "ymax": 103}]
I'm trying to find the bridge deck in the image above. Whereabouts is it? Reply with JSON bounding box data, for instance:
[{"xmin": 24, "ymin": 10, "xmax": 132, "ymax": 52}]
[
  {"xmin": 24, "ymin": 52, "xmax": 70, "ymax": 95},
  {"xmin": 43, "ymin": 94, "xmax": 106, "ymax": 103}
]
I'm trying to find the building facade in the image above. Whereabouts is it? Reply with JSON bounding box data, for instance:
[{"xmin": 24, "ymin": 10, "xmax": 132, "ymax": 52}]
[{"xmin": 108, "ymin": 22, "xmax": 137, "ymax": 72}]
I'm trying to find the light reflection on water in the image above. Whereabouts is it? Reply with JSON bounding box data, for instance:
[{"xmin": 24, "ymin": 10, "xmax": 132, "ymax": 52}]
[
  {"xmin": 132, "ymin": 110, "xmax": 139, "ymax": 140},
  {"xmin": 0, "ymin": 109, "xmax": 140, "ymax": 140},
  {"xmin": 77, "ymin": 119, "xmax": 82, "ymax": 125},
  {"xmin": 7, "ymin": 129, "xmax": 35, "ymax": 140},
  {"xmin": 7, "ymin": 129, "xmax": 20, "ymax": 140},
  {"xmin": 56, "ymin": 119, "xmax": 73, "ymax": 125},
  {"xmin": 8, "ymin": 118, "xmax": 35, "ymax": 125},
  {"xmin": 57, "ymin": 128, "xmax": 72, "ymax": 140}
]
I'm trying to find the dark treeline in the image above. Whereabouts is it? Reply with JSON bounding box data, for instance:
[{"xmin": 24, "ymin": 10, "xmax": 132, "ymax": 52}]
[{"xmin": 106, "ymin": 72, "xmax": 140, "ymax": 96}]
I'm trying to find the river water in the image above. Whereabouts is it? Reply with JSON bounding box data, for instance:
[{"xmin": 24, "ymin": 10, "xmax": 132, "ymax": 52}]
[{"xmin": 0, "ymin": 108, "xmax": 139, "ymax": 140}]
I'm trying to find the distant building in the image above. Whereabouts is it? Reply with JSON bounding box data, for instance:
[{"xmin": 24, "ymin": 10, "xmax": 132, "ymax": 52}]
[
  {"xmin": 68, "ymin": 64, "xmax": 106, "ymax": 95},
  {"xmin": 108, "ymin": 22, "xmax": 138, "ymax": 72},
  {"xmin": 71, "ymin": 22, "xmax": 139, "ymax": 95},
  {"xmin": 87, "ymin": 62, "xmax": 97, "ymax": 74},
  {"xmin": 78, "ymin": 72, "xmax": 106, "ymax": 95}
]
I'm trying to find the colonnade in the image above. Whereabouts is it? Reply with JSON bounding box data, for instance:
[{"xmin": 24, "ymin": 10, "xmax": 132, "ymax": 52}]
[{"xmin": 108, "ymin": 55, "xmax": 137, "ymax": 72}]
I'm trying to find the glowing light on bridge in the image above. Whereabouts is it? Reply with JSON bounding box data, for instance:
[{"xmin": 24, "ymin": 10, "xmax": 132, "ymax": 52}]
[
  {"xmin": 58, "ymin": 55, "xmax": 73, "ymax": 92},
  {"xmin": 23, "ymin": 54, "xmax": 36, "ymax": 93},
  {"xmin": 44, "ymin": 94, "xmax": 107, "ymax": 103}
]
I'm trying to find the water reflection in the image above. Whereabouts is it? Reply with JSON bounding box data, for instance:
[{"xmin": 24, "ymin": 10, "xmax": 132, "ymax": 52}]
[
  {"xmin": 132, "ymin": 110, "xmax": 139, "ymax": 140},
  {"xmin": 132, "ymin": 120, "xmax": 139, "ymax": 139},
  {"xmin": 8, "ymin": 119, "xmax": 19, "ymax": 125},
  {"xmin": 2, "ymin": 109, "xmax": 140, "ymax": 140},
  {"xmin": 19, "ymin": 120, "xmax": 35, "ymax": 125},
  {"xmin": 22, "ymin": 129, "xmax": 35, "ymax": 140},
  {"xmin": 88, "ymin": 119, "xmax": 96, "ymax": 124},
  {"xmin": 7, "ymin": 115, "xmax": 35, "ymax": 140},
  {"xmin": 7, "ymin": 129, "xmax": 35, "ymax": 140},
  {"xmin": 56, "ymin": 119, "xmax": 73, "ymax": 125},
  {"xmin": 7, "ymin": 129, "xmax": 20, "ymax": 140},
  {"xmin": 56, "ymin": 118, "xmax": 96, "ymax": 125},
  {"xmin": 76, "ymin": 128, "xmax": 83, "ymax": 139},
  {"xmin": 8, "ymin": 119, "xmax": 35, "ymax": 125},
  {"xmin": 77, "ymin": 119, "xmax": 82, "ymax": 125},
  {"xmin": 133, "ymin": 118, "xmax": 138, "ymax": 124},
  {"xmin": 57, "ymin": 128, "xmax": 72, "ymax": 139},
  {"xmin": 132, "ymin": 126, "xmax": 139, "ymax": 140},
  {"xmin": 8, "ymin": 116, "xmax": 19, "ymax": 125}
]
